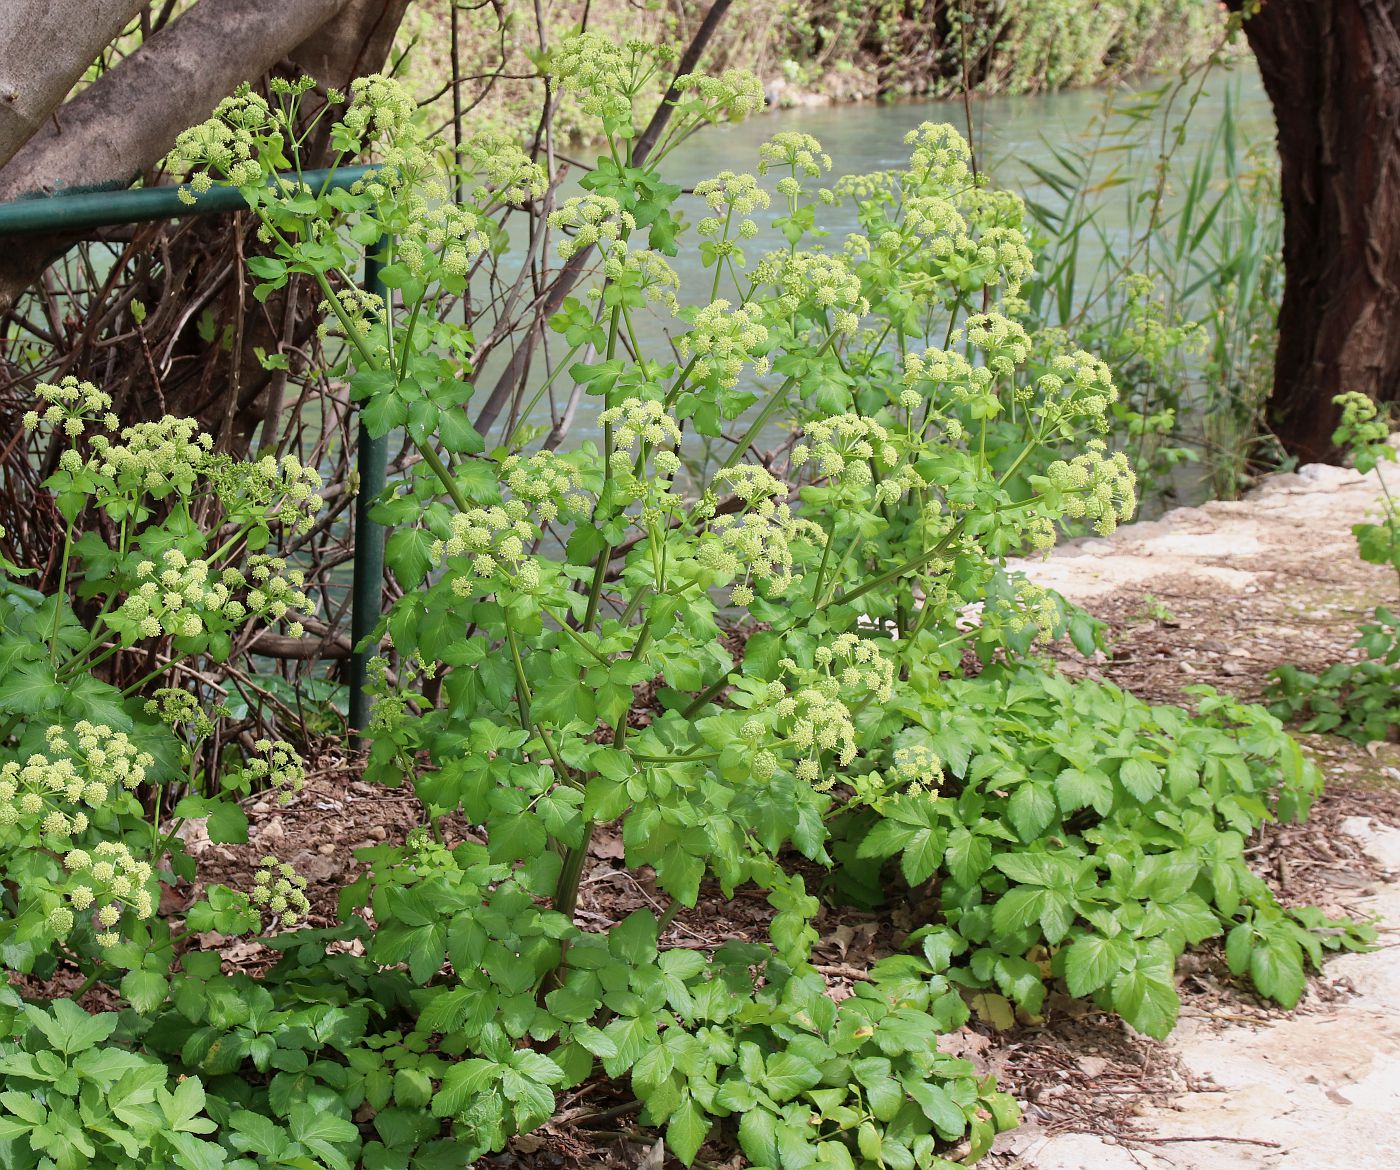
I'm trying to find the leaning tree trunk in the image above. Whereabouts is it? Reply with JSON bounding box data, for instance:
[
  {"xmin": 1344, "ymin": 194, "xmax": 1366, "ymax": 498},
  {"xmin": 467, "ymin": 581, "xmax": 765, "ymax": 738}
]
[{"xmin": 1238, "ymin": 0, "xmax": 1400, "ymax": 463}]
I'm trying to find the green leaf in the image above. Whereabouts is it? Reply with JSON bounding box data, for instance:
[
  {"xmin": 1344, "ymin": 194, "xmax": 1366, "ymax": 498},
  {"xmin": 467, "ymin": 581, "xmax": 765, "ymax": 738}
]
[
  {"xmin": 1250, "ymin": 933, "xmax": 1306, "ymax": 1008},
  {"xmin": 1054, "ymin": 767, "xmax": 1114, "ymax": 816},
  {"xmin": 205, "ymin": 801, "xmax": 249, "ymax": 845},
  {"xmin": 1062, "ymin": 935, "xmax": 1121, "ymax": 997},
  {"xmin": 666, "ymin": 1094, "xmax": 710, "ymax": 1165},
  {"xmin": 1007, "ymin": 784, "xmax": 1057, "ymax": 842},
  {"xmin": 1111, "ymin": 965, "xmax": 1179, "ymax": 1038},
  {"xmin": 120, "ymin": 970, "xmax": 169, "ymax": 1013},
  {"xmin": 899, "ymin": 828, "xmax": 944, "ymax": 886},
  {"xmin": 289, "ymin": 1102, "xmax": 359, "ymax": 1170},
  {"xmin": 906, "ymin": 1081, "xmax": 966, "ymax": 1141},
  {"xmin": 386, "ymin": 528, "xmax": 435, "ymax": 589},
  {"xmin": 0, "ymin": 660, "xmax": 64, "ymax": 715}
]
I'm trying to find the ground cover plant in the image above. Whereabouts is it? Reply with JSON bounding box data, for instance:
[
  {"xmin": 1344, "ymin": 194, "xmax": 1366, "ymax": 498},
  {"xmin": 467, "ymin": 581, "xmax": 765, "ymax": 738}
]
[
  {"xmin": 1267, "ymin": 393, "xmax": 1400, "ymax": 743},
  {"xmin": 0, "ymin": 41, "xmax": 1368, "ymax": 1170}
]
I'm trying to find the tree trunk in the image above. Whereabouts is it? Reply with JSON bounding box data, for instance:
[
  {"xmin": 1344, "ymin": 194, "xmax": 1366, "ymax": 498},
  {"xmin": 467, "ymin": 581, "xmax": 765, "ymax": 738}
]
[
  {"xmin": 0, "ymin": 0, "xmax": 150, "ymax": 171},
  {"xmin": 1240, "ymin": 0, "xmax": 1400, "ymax": 462},
  {"xmin": 0, "ymin": 0, "xmax": 349, "ymax": 312}
]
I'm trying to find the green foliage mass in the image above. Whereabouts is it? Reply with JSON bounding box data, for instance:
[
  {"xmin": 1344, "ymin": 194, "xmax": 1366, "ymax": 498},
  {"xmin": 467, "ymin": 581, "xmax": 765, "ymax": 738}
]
[
  {"xmin": 0, "ymin": 42, "xmax": 1365, "ymax": 1170},
  {"xmin": 1267, "ymin": 393, "xmax": 1400, "ymax": 745}
]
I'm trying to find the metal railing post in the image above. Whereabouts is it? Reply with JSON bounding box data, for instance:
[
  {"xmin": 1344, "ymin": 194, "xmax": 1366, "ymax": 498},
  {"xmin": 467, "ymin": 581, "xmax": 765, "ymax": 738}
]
[{"xmin": 347, "ymin": 238, "xmax": 388, "ymax": 741}]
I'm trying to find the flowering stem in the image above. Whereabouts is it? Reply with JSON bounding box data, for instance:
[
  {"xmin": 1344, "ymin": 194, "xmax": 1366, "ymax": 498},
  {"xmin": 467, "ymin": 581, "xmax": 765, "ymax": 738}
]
[
  {"xmin": 49, "ymin": 521, "xmax": 75, "ymax": 667},
  {"xmin": 581, "ymin": 307, "xmax": 625, "ymax": 632}
]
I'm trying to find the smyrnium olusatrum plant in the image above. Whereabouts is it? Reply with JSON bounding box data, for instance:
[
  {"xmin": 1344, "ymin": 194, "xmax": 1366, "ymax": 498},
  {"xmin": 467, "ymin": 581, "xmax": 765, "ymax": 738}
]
[
  {"xmin": 0, "ymin": 40, "xmax": 1352, "ymax": 1170},
  {"xmin": 153, "ymin": 58, "xmax": 1153, "ymax": 1164}
]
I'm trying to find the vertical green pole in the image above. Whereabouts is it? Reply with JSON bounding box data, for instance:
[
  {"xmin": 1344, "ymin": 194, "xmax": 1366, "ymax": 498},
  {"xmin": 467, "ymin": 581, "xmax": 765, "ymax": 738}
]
[{"xmin": 349, "ymin": 240, "xmax": 388, "ymax": 742}]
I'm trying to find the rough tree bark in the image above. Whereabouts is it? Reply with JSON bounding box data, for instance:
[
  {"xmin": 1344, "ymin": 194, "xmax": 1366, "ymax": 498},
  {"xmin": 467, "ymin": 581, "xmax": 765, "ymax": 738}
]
[
  {"xmin": 0, "ymin": 0, "xmax": 349, "ymax": 311},
  {"xmin": 0, "ymin": 0, "xmax": 151, "ymax": 171},
  {"xmin": 1235, "ymin": 0, "xmax": 1400, "ymax": 462}
]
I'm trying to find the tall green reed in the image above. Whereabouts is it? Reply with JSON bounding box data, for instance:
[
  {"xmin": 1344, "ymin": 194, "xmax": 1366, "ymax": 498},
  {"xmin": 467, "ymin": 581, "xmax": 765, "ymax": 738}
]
[{"xmin": 1016, "ymin": 73, "xmax": 1283, "ymax": 510}]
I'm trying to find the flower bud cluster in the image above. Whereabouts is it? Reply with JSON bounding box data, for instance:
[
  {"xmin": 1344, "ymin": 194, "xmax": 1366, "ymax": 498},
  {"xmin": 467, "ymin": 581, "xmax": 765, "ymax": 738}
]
[
  {"xmin": 891, "ymin": 743, "xmax": 944, "ymax": 795},
  {"xmin": 599, "ymin": 398, "xmax": 684, "ymax": 506},
  {"xmin": 500, "ymin": 450, "xmax": 590, "ymax": 525},
  {"xmin": 144, "ymin": 688, "xmax": 218, "ymax": 739},
  {"xmin": 758, "ymin": 133, "xmax": 832, "ymax": 177},
  {"xmin": 792, "ymin": 415, "xmax": 924, "ymax": 505},
  {"xmin": 63, "ymin": 841, "xmax": 155, "ymax": 947},
  {"xmin": 433, "ymin": 502, "xmax": 541, "ymax": 593},
  {"xmin": 1334, "ymin": 391, "xmax": 1391, "ymax": 449},
  {"xmin": 549, "ymin": 33, "xmax": 638, "ymax": 124},
  {"xmin": 601, "ymin": 246, "xmax": 681, "ymax": 314},
  {"xmin": 675, "ymin": 299, "xmax": 770, "ymax": 388},
  {"xmin": 207, "ymin": 451, "xmax": 325, "ymax": 535},
  {"xmin": 754, "ymin": 251, "xmax": 868, "ymax": 333},
  {"xmin": 902, "ymin": 122, "xmax": 974, "ymax": 192},
  {"xmin": 244, "ymin": 556, "xmax": 314, "ymax": 635},
  {"xmin": 249, "ymin": 855, "xmax": 311, "ymax": 928},
  {"xmin": 400, "ymin": 191, "xmax": 490, "ymax": 278},
  {"xmin": 675, "ymin": 70, "xmax": 766, "ymax": 123},
  {"xmin": 316, "ymin": 287, "xmax": 385, "ymax": 342},
  {"xmin": 898, "ymin": 195, "xmax": 967, "ymax": 252},
  {"xmin": 167, "ymin": 84, "xmax": 276, "ymax": 199},
  {"xmin": 1008, "ymin": 580, "xmax": 1060, "ymax": 642},
  {"xmin": 0, "ymin": 723, "xmax": 152, "ymax": 833},
  {"xmin": 549, "ymin": 195, "xmax": 636, "ymax": 261},
  {"xmin": 241, "ymin": 739, "xmax": 306, "ymax": 806},
  {"xmin": 699, "ymin": 498, "xmax": 814, "ymax": 606},
  {"xmin": 117, "ymin": 550, "xmax": 237, "ymax": 640},
  {"xmin": 88, "ymin": 417, "xmax": 214, "ymax": 498},
  {"xmin": 23, "ymin": 378, "xmax": 116, "ymax": 435},
  {"xmin": 1034, "ymin": 348, "xmax": 1119, "ymax": 430},
  {"xmin": 694, "ymin": 171, "xmax": 770, "ymax": 242},
  {"xmin": 341, "ymin": 74, "xmax": 418, "ymax": 150},
  {"xmin": 1044, "ymin": 442, "xmax": 1138, "ymax": 535},
  {"xmin": 458, "ymin": 130, "xmax": 548, "ymax": 205}
]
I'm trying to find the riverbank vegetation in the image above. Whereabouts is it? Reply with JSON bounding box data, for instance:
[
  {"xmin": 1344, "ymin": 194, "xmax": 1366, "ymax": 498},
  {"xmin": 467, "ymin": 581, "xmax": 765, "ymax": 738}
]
[
  {"xmin": 1, "ymin": 2, "xmax": 1396, "ymax": 1168},
  {"xmin": 0, "ymin": 20, "xmax": 1378, "ymax": 1168}
]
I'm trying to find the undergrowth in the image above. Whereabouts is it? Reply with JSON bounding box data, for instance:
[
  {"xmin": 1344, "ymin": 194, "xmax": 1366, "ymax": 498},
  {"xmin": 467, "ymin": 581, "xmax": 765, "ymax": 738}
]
[{"xmin": 0, "ymin": 37, "xmax": 1365, "ymax": 1170}]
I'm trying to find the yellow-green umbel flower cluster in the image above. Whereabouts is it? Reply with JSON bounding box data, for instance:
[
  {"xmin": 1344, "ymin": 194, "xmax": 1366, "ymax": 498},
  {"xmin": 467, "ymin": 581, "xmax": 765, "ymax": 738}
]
[
  {"xmin": 116, "ymin": 550, "xmax": 236, "ymax": 641},
  {"xmin": 1044, "ymin": 441, "xmax": 1138, "ymax": 536},
  {"xmin": 144, "ymin": 688, "xmax": 219, "ymax": 740},
  {"xmin": 433, "ymin": 502, "xmax": 542, "ymax": 594},
  {"xmin": 549, "ymin": 195, "xmax": 637, "ymax": 261},
  {"xmin": 548, "ymin": 33, "xmax": 670, "ymax": 125},
  {"xmin": 699, "ymin": 501, "xmax": 814, "ymax": 607},
  {"xmin": 902, "ymin": 122, "xmax": 974, "ymax": 192},
  {"xmin": 757, "ymin": 132, "xmax": 832, "ymax": 177},
  {"xmin": 244, "ymin": 556, "xmax": 314, "ymax": 637},
  {"xmin": 791, "ymin": 415, "xmax": 925, "ymax": 506},
  {"xmin": 63, "ymin": 841, "xmax": 155, "ymax": 948},
  {"xmin": 694, "ymin": 172, "xmax": 771, "ymax": 238},
  {"xmin": 500, "ymin": 450, "xmax": 590, "ymax": 525},
  {"xmin": 891, "ymin": 743, "xmax": 944, "ymax": 796},
  {"xmin": 88, "ymin": 416, "xmax": 214, "ymax": 498},
  {"xmin": 249, "ymin": 855, "xmax": 311, "ymax": 929},
  {"xmin": 754, "ymin": 250, "xmax": 868, "ymax": 333},
  {"xmin": 167, "ymin": 84, "xmax": 276, "ymax": 199},
  {"xmin": 1031, "ymin": 347, "xmax": 1120, "ymax": 431},
  {"xmin": 0, "ymin": 723, "xmax": 152, "ymax": 836},
  {"xmin": 316, "ymin": 287, "xmax": 386, "ymax": 344},
  {"xmin": 400, "ymin": 191, "xmax": 491, "ymax": 278},
  {"xmin": 597, "ymin": 398, "xmax": 685, "ymax": 508},
  {"xmin": 22, "ymin": 377, "xmax": 117, "ymax": 435},
  {"xmin": 674, "ymin": 69, "xmax": 766, "ymax": 123},
  {"xmin": 341, "ymin": 73, "xmax": 418, "ymax": 150},
  {"xmin": 201, "ymin": 450, "xmax": 324, "ymax": 536},
  {"xmin": 458, "ymin": 129, "xmax": 548, "ymax": 206},
  {"xmin": 601, "ymin": 245, "xmax": 681, "ymax": 314},
  {"xmin": 241, "ymin": 739, "xmax": 307, "ymax": 807},
  {"xmin": 750, "ymin": 650, "xmax": 879, "ymax": 790},
  {"xmin": 1334, "ymin": 390, "xmax": 1391, "ymax": 449},
  {"xmin": 676, "ymin": 300, "xmax": 770, "ymax": 388}
]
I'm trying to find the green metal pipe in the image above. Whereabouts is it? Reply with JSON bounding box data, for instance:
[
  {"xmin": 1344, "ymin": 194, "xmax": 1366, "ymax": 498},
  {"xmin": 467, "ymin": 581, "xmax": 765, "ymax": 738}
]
[
  {"xmin": 348, "ymin": 239, "xmax": 389, "ymax": 740},
  {"xmin": 0, "ymin": 166, "xmax": 373, "ymax": 236}
]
